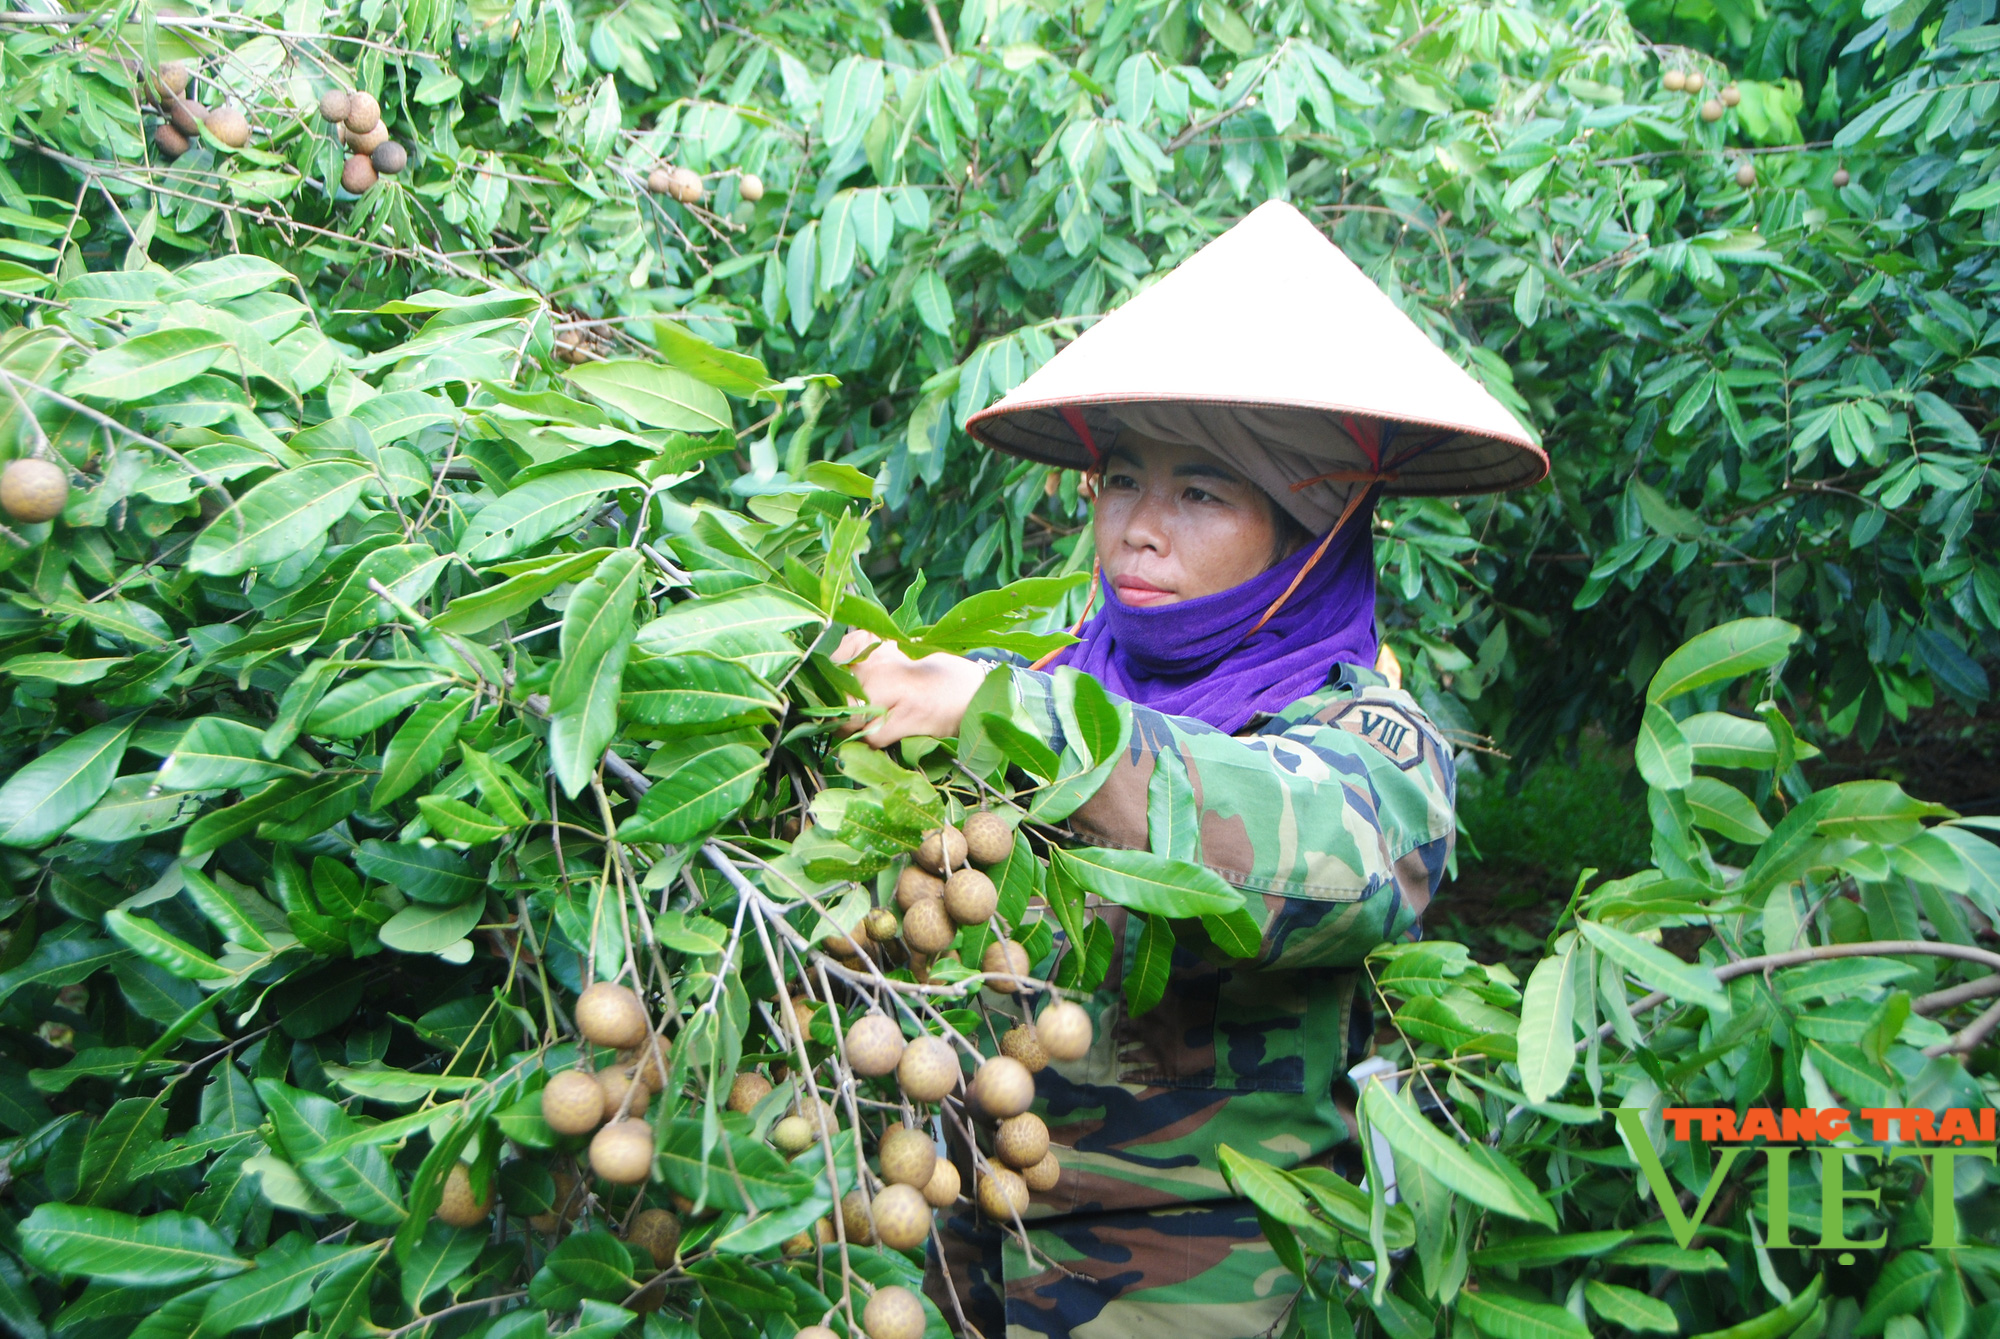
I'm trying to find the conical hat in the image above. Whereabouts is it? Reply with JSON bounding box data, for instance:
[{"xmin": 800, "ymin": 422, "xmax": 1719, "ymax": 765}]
[{"xmin": 966, "ymin": 201, "xmax": 1545, "ymax": 510}]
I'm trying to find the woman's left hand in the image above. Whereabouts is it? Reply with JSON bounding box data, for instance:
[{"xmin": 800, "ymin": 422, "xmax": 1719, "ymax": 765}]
[{"xmin": 835, "ymin": 630, "xmax": 990, "ymax": 748}]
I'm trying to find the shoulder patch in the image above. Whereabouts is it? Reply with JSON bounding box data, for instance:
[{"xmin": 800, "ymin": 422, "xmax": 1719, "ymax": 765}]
[{"xmin": 1323, "ymin": 699, "xmax": 1425, "ymax": 768}]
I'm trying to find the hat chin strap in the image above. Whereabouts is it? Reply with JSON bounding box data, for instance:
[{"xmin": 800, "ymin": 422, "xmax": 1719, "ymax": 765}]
[{"xmin": 1237, "ymin": 468, "xmax": 1395, "ymax": 644}]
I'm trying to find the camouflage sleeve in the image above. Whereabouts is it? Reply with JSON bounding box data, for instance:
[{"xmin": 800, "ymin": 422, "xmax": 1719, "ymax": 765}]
[{"xmin": 1005, "ymin": 663, "xmax": 1455, "ymax": 969}]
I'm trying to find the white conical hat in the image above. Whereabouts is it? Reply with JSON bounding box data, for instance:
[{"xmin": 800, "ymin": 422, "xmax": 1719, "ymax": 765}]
[{"xmin": 967, "ymin": 200, "xmax": 1544, "ymax": 528}]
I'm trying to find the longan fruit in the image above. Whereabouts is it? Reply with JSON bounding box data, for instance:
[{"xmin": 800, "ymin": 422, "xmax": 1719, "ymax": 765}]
[
  {"xmin": 646, "ymin": 166, "xmax": 674, "ymax": 194},
  {"xmin": 627, "ymin": 1207, "xmax": 681, "ymax": 1266},
  {"xmin": 627, "ymin": 1036, "xmax": 669, "ymax": 1092},
  {"xmin": 943, "ymin": 869, "xmax": 997, "ymax": 926},
  {"xmin": 782, "ymin": 1233, "xmax": 815, "ymax": 1257},
  {"xmin": 589, "ymin": 1119, "xmax": 654, "ymax": 1184},
  {"xmin": 727, "ymin": 1072, "xmax": 772, "ymax": 1113},
  {"xmin": 898, "ymin": 1035, "xmax": 958, "ymax": 1103},
  {"xmin": 436, "ymin": 1163, "xmax": 490, "ymax": 1226},
  {"xmin": 1833, "ymin": 167, "xmax": 1851, "ymax": 188},
  {"xmin": 318, "ymin": 88, "xmax": 351, "ymax": 122},
  {"xmin": 1735, "ymin": 161, "xmax": 1756, "ymax": 188},
  {"xmin": 542, "ymin": 1068, "xmax": 606, "ymax": 1135},
  {"xmin": 902, "ymin": 897, "xmax": 956, "ymax": 955},
  {"xmin": 373, "ymin": 141, "xmax": 408, "ymax": 175},
  {"xmin": 996, "ymin": 1113, "xmax": 1049, "ymax": 1169},
  {"xmin": 977, "ymin": 1167, "xmax": 1028, "ymax": 1220},
  {"xmin": 204, "ymin": 105, "xmax": 249, "ymax": 148},
  {"xmin": 981, "ymin": 939, "xmax": 1030, "ymax": 993},
  {"xmin": 972, "ymin": 1056, "xmax": 1034, "ymax": 1119},
  {"xmin": 962, "ymin": 811, "xmax": 1012, "ymax": 867},
  {"xmin": 1022, "ymin": 1151, "xmax": 1061, "ymax": 1192},
  {"xmin": 343, "ymin": 121, "xmax": 390, "ymax": 154},
  {"xmin": 576, "ymin": 982, "xmax": 649, "ymax": 1049},
  {"xmin": 156, "ymin": 62, "xmax": 189, "ymax": 98},
  {"xmin": 166, "ymin": 96, "xmax": 204, "ymax": 138},
  {"xmin": 896, "ymin": 864, "xmax": 944, "ymax": 910},
  {"xmin": 1685, "ymin": 71, "xmax": 1706, "ymax": 93},
  {"xmin": 1001, "ymin": 1025, "xmax": 1048, "ymax": 1073},
  {"xmin": 596, "ymin": 1064, "xmax": 650, "ymax": 1119},
  {"xmin": 152, "ymin": 123, "xmax": 189, "ymax": 159},
  {"xmin": 665, "ymin": 166, "xmax": 703, "ymax": 202},
  {"xmin": 0, "ymin": 459, "xmax": 67, "ymax": 523},
  {"xmin": 797, "ymin": 1328, "xmax": 837, "ymax": 1339},
  {"xmin": 823, "ymin": 928, "xmax": 866, "ymax": 958},
  {"xmin": 871, "ymin": 1182, "xmax": 932, "ymax": 1251},
  {"xmin": 921, "ymin": 1157, "xmax": 961, "ymax": 1208},
  {"xmin": 1700, "ymin": 98, "xmax": 1724, "ymax": 122},
  {"xmin": 863, "ymin": 1286, "xmax": 926, "ymax": 1339},
  {"xmin": 344, "ymin": 90, "xmax": 381, "ymax": 134},
  {"xmin": 864, "ymin": 907, "xmax": 900, "ymax": 942},
  {"xmin": 798, "ymin": 1095, "xmax": 837, "ymax": 1134},
  {"xmin": 917, "ymin": 825, "xmax": 968, "ymax": 875},
  {"xmin": 838, "ymin": 1188, "xmax": 874, "ymax": 1244},
  {"xmin": 1721, "ymin": 83, "xmax": 1742, "ymax": 107},
  {"xmin": 1662, "ymin": 69, "xmax": 1686, "ymax": 91},
  {"xmin": 772, "ymin": 1115, "xmax": 816, "ymax": 1155},
  {"xmin": 845, "ymin": 1014, "xmax": 906, "ymax": 1077},
  {"xmin": 878, "ymin": 1123, "xmax": 937, "ymax": 1188},
  {"xmin": 341, "ymin": 154, "xmax": 377, "ymax": 194},
  {"xmin": 738, "ymin": 172, "xmax": 764, "ymax": 202},
  {"xmin": 1037, "ymin": 1000, "xmax": 1092, "ymax": 1062}
]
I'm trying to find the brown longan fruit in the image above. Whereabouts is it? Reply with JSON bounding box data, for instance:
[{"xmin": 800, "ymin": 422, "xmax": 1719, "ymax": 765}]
[
  {"xmin": 783, "ymin": 1233, "xmax": 816, "ymax": 1257},
  {"xmin": 153, "ymin": 123, "xmax": 189, "ymax": 158},
  {"xmin": 1022, "ymin": 1151, "xmax": 1061, "ymax": 1192},
  {"xmin": 1700, "ymin": 98, "xmax": 1723, "ymax": 123},
  {"xmin": 898, "ymin": 1034, "xmax": 958, "ymax": 1103},
  {"xmin": 343, "ymin": 121, "xmax": 390, "ymax": 154},
  {"xmin": 797, "ymin": 1329, "xmax": 837, "ymax": 1339},
  {"xmin": 1037, "ymin": 1000, "xmax": 1092, "ymax": 1062},
  {"xmin": 871, "ymin": 1182, "xmax": 931, "ymax": 1251},
  {"xmin": 1833, "ymin": 167, "xmax": 1851, "ymax": 188},
  {"xmin": 823, "ymin": 928, "xmax": 866, "ymax": 958},
  {"xmin": 1735, "ymin": 161, "xmax": 1756, "ymax": 188},
  {"xmin": 341, "ymin": 154, "xmax": 377, "ymax": 194},
  {"xmin": 0, "ymin": 458, "xmax": 68, "ymax": 523},
  {"xmin": 436, "ymin": 1163, "xmax": 490, "ymax": 1226},
  {"xmin": 921, "ymin": 1157, "xmax": 961, "ymax": 1207},
  {"xmin": 878, "ymin": 1123, "xmax": 937, "ymax": 1188},
  {"xmin": 962, "ymin": 811, "xmax": 1012, "ymax": 867},
  {"xmin": 373, "ymin": 141, "xmax": 408, "ymax": 175},
  {"xmin": 596, "ymin": 1064, "xmax": 650, "ymax": 1119},
  {"xmin": 977, "ymin": 1167, "xmax": 1028, "ymax": 1220},
  {"xmin": 665, "ymin": 166, "xmax": 703, "ymax": 202},
  {"xmin": 917, "ymin": 825, "xmax": 968, "ymax": 875},
  {"xmin": 772, "ymin": 1115, "xmax": 816, "ymax": 1155},
  {"xmin": 1721, "ymin": 83, "xmax": 1742, "ymax": 107},
  {"xmin": 627, "ymin": 1208, "xmax": 682, "ymax": 1266},
  {"xmin": 589, "ymin": 1119, "xmax": 654, "ymax": 1184},
  {"xmin": 864, "ymin": 907, "xmax": 900, "ymax": 942},
  {"xmin": 319, "ymin": 88, "xmax": 352, "ymax": 122},
  {"xmin": 577, "ymin": 982, "xmax": 649, "ymax": 1049},
  {"xmin": 896, "ymin": 864, "xmax": 944, "ymax": 910},
  {"xmin": 981, "ymin": 939, "xmax": 1030, "ymax": 993},
  {"xmin": 626, "ymin": 1036, "xmax": 669, "ymax": 1092},
  {"xmin": 1662, "ymin": 69, "xmax": 1687, "ymax": 91},
  {"xmin": 783, "ymin": 994, "xmax": 820, "ymax": 1037},
  {"xmin": 345, "ymin": 90, "xmax": 381, "ymax": 134},
  {"xmin": 863, "ymin": 1286, "xmax": 926, "ymax": 1339},
  {"xmin": 838, "ymin": 1189, "xmax": 874, "ymax": 1244},
  {"xmin": 166, "ymin": 96, "xmax": 203, "ymax": 138},
  {"xmin": 845, "ymin": 1014, "xmax": 905, "ymax": 1077},
  {"xmin": 996, "ymin": 1113, "xmax": 1049, "ymax": 1169},
  {"xmin": 646, "ymin": 166, "xmax": 674, "ymax": 195},
  {"xmin": 902, "ymin": 897, "xmax": 956, "ymax": 955},
  {"xmin": 972, "ymin": 1056, "xmax": 1034, "ymax": 1119},
  {"xmin": 542, "ymin": 1068, "xmax": 606, "ymax": 1134},
  {"xmin": 738, "ymin": 172, "xmax": 765, "ymax": 202},
  {"xmin": 204, "ymin": 105, "xmax": 249, "ymax": 149},
  {"xmin": 943, "ymin": 869, "xmax": 997, "ymax": 926},
  {"xmin": 727, "ymin": 1072, "xmax": 772, "ymax": 1113},
  {"xmin": 156, "ymin": 62, "xmax": 189, "ymax": 98},
  {"xmin": 1001, "ymin": 1025, "xmax": 1048, "ymax": 1073},
  {"xmin": 1685, "ymin": 71, "xmax": 1706, "ymax": 93}
]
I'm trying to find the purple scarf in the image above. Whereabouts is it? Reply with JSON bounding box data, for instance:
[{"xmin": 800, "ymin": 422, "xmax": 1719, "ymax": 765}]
[{"xmin": 1047, "ymin": 501, "xmax": 1380, "ymax": 734}]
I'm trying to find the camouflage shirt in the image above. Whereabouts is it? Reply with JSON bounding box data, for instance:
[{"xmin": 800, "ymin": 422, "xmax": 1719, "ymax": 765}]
[{"xmin": 925, "ymin": 663, "xmax": 1456, "ymax": 1338}]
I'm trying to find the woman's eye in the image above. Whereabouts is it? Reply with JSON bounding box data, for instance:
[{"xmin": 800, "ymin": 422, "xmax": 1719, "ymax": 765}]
[
  {"xmin": 1106, "ymin": 473, "xmax": 1138, "ymax": 489},
  {"xmin": 1184, "ymin": 487, "xmax": 1218, "ymax": 504}
]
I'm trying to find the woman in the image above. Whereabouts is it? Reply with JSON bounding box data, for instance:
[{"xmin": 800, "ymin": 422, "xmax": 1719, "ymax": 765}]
[{"xmin": 842, "ymin": 202, "xmax": 1544, "ymax": 1339}]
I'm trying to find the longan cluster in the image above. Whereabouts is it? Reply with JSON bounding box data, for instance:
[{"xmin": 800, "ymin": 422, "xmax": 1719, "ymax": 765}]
[
  {"xmin": 140, "ymin": 62, "xmax": 254, "ymax": 160},
  {"xmin": 313, "ymin": 88, "xmax": 409, "ymax": 195},
  {"xmin": 537, "ymin": 983, "xmax": 662, "ymax": 1185}
]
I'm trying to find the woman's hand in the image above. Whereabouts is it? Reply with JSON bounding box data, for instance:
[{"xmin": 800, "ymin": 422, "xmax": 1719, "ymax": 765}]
[{"xmin": 835, "ymin": 629, "xmax": 990, "ymax": 749}]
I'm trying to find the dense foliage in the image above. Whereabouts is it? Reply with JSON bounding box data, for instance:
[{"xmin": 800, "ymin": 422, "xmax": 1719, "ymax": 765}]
[{"xmin": 0, "ymin": 1, "xmax": 1998, "ymax": 1338}]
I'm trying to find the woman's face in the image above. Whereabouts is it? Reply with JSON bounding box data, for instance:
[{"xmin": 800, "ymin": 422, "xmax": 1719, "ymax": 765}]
[{"xmin": 1093, "ymin": 434, "xmax": 1282, "ymax": 607}]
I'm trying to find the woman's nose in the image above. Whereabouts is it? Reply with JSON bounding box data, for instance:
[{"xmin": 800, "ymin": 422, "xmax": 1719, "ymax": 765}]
[{"xmin": 1118, "ymin": 487, "xmax": 1172, "ymax": 551}]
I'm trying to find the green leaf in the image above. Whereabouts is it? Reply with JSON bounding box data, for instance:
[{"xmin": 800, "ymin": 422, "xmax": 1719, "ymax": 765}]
[
  {"xmin": 354, "ymin": 839, "xmax": 485, "ymax": 904},
  {"xmin": 1359, "ymin": 1082, "xmax": 1556, "ymax": 1227},
  {"xmin": 622, "ymin": 654, "xmax": 780, "ymax": 725},
  {"xmin": 378, "ymin": 898, "xmax": 483, "ymax": 954},
  {"xmin": 620, "ymin": 744, "xmax": 764, "ymax": 844},
  {"xmin": 656, "ymin": 1119, "xmax": 809, "ymax": 1211},
  {"xmin": 548, "ymin": 549, "xmax": 644, "ymax": 797},
  {"xmin": 160, "ymin": 717, "xmax": 306, "ymax": 791},
  {"xmin": 1579, "ymin": 919, "xmax": 1728, "ymax": 1012},
  {"xmin": 105, "ymin": 910, "xmax": 231, "ymax": 981},
  {"xmin": 0, "ymin": 720, "xmax": 134, "ymax": 847},
  {"xmin": 1686, "ymin": 1278, "xmax": 1822, "ymax": 1339},
  {"xmin": 1584, "ymin": 1281, "xmax": 1680, "ymax": 1333},
  {"xmin": 457, "ymin": 471, "xmax": 635, "ymax": 562},
  {"xmin": 195, "ymin": 1238, "xmax": 375, "ymax": 1339},
  {"xmin": 1124, "ymin": 911, "xmax": 1172, "ymax": 1016},
  {"xmin": 1684, "ymin": 776, "xmax": 1771, "ymax": 844},
  {"xmin": 1516, "ymin": 941, "xmax": 1577, "ymax": 1102},
  {"xmin": 306, "ymin": 669, "xmax": 449, "ymax": 738},
  {"xmin": 373, "ymin": 691, "xmax": 474, "ymax": 806},
  {"xmin": 1049, "ymin": 846, "xmax": 1240, "ymax": 917},
  {"xmin": 912, "ymin": 271, "xmax": 954, "ymax": 334},
  {"xmin": 1458, "ymin": 1290, "xmax": 1591, "ymax": 1339},
  {"xmin": 189, "ymin": 461, "xmax": 375, "ymax": 577},
  {"xmin": 1647, "ymin": 618, "xmax": 1801, "ymax": 704},
  {"xmin": 19, "ymin": 1206, "xmax": 249, "ymax": 1285},
  {"xmin": 1681, "ymin": 712, "xmax": 1821, "ymax": 769},
  {"xmin": 1, "ymin": 653, "xmax": 124, "ymax": 684},
  {"xmin": 566, "ymin": 360, "xmax": 731, "ymax": 432},
  {"xmin": 67, "ymin": 776, "xmax": 207, "ymax": 843},
  {"xmin": 1635, "ymin": 703, "xmax": 1692, "ymax": 791},
  {"xmin": 654, "ymin": 322, "xmax": 772, "ymax": 397},
  {"xmin": 430, "ymin": 549, "xmax": 614, "ymax": 634},
  {"xmin": 1469, "ymin": 1231, "xmax": 1633, "ymax": 1268},
  {"xmin": 1814, "ymin": 779, "xmax": 1954, "ymax": 844},
  {"xmin": 400, "ymin": 1222, "xmax": 483, "ymax": 1308},
  {"xmin": 416, "ymin": 796, "xmax": 513, "ymax": 843},
  {"xmin": 67, "ymin": 329, "xmax": 229, "ymax": 400}
]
